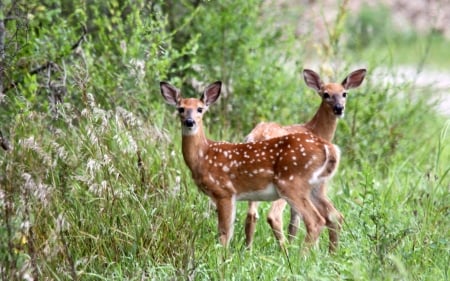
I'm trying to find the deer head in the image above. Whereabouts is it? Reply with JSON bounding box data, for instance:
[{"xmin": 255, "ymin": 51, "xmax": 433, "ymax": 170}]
[
  {"xmin": 303, "ymin": 68, "xmax": 366, "ymax": 118},
  {"xmin": 160, "ymin": 81, "xmax": 340, "ymax": 249}
]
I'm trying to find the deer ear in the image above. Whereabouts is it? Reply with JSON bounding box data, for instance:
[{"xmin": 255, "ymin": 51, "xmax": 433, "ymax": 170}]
[
  {"xmin": 303, "ymin": 69, "xmax": 324, "ymax": 92},
  {"xmin": 341, "ymin": 69, "xmax": 366, "ymax": 90},
  {"xmin": 201, "ymin": 81, "xmax": 222, "ymax": 106},
  {"xmin": 160, "ymin": 82, "xmax": 181, "ymax": 106}
]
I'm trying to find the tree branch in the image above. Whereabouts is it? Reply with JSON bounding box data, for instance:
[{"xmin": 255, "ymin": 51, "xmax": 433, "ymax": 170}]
[{"xmin": 4, "ymin": 24, "xmax": 88, "ymax": 93}]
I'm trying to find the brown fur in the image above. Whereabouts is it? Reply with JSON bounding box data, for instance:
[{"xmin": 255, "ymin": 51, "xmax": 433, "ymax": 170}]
[
  {"xmin": 161, "ymin": 81, "xmax": 341, "ymax": 250},
  {"xmin": 244, "ymin": 69, "xmax": 366, "ymax": 252}
]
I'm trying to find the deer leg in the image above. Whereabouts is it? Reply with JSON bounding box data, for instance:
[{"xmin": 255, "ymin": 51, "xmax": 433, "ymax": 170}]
[
  {"xmin": 216, "ymin": 197, "xmax": 236, "ymax": 247},
  {"xmin": 266, "ymin": 198, "xmax": 288, "ymax": 247},
  {"xmin": 287, "ymin": 208, "xmax": 301, "ymax": 242},
  {"xmin": 311, "ymin": 183, "xmax": 343, "ymax": 252},
  {"xmin": 277, "ymin": 180, "xmax": 326, "ymax": 250},
  {"xmin": 245, "ymin": 201, "xmax": 259, "ymax": 248}
]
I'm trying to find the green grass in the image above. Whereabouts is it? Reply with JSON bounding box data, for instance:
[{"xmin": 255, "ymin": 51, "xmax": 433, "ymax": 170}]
[
  {"xmin": 1, "ymin": 1, "xmax": 450, "ymax": 280},
  {"xmin": 1, "ymin": 72, "xmax": 449, "ymax": 280}
]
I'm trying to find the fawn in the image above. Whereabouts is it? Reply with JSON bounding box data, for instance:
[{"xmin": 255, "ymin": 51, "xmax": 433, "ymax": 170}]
[
  {"xmin": 160, "ymin": 81, "xmax": 341, "ymax": 249},
  {"xmin": 244, "ymin": 69, "xmax": 366, "ymax": 252}
]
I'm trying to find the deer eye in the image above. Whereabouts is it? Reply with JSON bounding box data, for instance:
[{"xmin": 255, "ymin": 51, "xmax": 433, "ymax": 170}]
[
  {"xmin": 343, "ymin": 92, "xmax": 347, "ymax": 98},
  {"xmin": 197, "ymin": 107, "xmax": 203, "ymax": 113},
  {"xmin": 323, "ymin": 92, "xmax": 330, "ymax": 99},
  {"xmin": 177, "ymin": 107, "xmax": 185, "ymax": 114}
]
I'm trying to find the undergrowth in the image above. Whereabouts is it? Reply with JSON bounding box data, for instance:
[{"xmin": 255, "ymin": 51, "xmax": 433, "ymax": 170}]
[{"xmin": 0, "ymin": 0, "xmax": 449, "ymax": 280}]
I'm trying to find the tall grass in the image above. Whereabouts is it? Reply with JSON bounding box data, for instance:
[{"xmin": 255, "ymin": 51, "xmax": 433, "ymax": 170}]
[
  {"xmin": 1, "ymin": 1, "xmax": 449, "ymax": 280},
  {"xmin": 1, "ymin": 67, "xmax": 448, "ymax": 280}
]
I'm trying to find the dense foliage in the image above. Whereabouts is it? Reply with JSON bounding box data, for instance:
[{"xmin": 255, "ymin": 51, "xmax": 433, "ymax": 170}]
[{"xmin": 0, "ymin": 0, "xmax": 448, "ymax": 280}]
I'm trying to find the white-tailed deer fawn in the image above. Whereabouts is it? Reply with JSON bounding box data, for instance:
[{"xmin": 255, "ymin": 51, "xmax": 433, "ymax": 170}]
[
  {"xmin": 160, "ymin": 81, "xmax": 340, "ymax": 249},
  {"xmin": 244, "ymin": 68, "xmax": 366, "ymax": 252}
]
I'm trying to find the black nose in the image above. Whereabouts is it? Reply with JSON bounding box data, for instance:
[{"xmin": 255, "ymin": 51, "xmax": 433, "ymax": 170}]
[
  {"xmin": 333, "ymin": 104, "xmax": 344, "ymax": 115},
  {"xmin": 184, "ymin": 118, "xmax": 195, "ymax": 128}
]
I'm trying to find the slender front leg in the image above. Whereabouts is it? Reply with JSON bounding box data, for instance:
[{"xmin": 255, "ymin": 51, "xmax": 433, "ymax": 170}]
[{"xmin": 216, "ymin": 197, "xmax": 236, "ymax": 246}]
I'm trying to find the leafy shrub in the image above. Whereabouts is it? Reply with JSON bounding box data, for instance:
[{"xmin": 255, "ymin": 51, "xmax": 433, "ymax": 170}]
[
  {"xmin": 0, "ymin": 0, "xmax": 449, "ymax": 280},
  {"xmin": 161, "ymin": 0, "xmax": 306, "ymax": 136},
  {"xmin": 345, "ymin": 4, "xmax": 393, "ymax": 49}
]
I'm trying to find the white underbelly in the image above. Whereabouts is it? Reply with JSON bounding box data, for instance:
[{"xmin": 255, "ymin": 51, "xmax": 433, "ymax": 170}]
[{"xmin": 236, "ymin": 183, "xmax": 279, "ymax": 201}]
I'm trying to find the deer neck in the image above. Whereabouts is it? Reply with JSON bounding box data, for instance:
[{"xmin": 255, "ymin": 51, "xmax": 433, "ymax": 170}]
[
  {"xmin": 181, "ymin": 123, "xmax": 209, "ymax": 172},
  {"xmin": 304, "ymin": 102, "xmax": 338, "ymax": 141}
]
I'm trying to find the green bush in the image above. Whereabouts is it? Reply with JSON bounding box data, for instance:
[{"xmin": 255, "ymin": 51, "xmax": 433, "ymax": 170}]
[
  {"xmin": 160, "ymin": 0, "xmax": 306, "ymax": 136},
  {"xmin": 0, "ymin": 0, "xmax": 449, "ymax": 280},
  {"xmin": 345, "ymin": 4, "xmax": 393, "ymax": 49}
]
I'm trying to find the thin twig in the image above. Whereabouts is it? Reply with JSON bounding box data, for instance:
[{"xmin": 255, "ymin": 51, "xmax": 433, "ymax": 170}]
[
  {"xmin": 281, "ymin": 243, "xmax": 294, "ymax": 275},
  {"xmin": 4, "ymin": 25, "xmax": 87, "ymax": 93},
  {"xmin": 30, "ymin": 25, "xmax": 87, "ymax": 76}
]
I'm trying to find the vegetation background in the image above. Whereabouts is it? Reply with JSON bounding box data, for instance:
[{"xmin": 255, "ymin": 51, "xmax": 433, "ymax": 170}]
[{"xmin": 0, "ymin": 0, "xmax": 449, "ymax": 280}]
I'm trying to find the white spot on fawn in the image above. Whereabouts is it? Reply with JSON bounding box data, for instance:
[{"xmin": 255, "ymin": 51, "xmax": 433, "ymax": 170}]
[{"xmin": 305, "ymin": 159, "xmax": 313, "ymax": 169}]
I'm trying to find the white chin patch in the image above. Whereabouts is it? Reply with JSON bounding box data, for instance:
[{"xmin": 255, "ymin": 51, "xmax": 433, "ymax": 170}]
[
  {"xmin": 182, "ymin": 126, "xmax": 198, "ymax": 136},
  {"xmin": 337, "ymin": 113, "xmax": 345, "ymax": 119}
]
